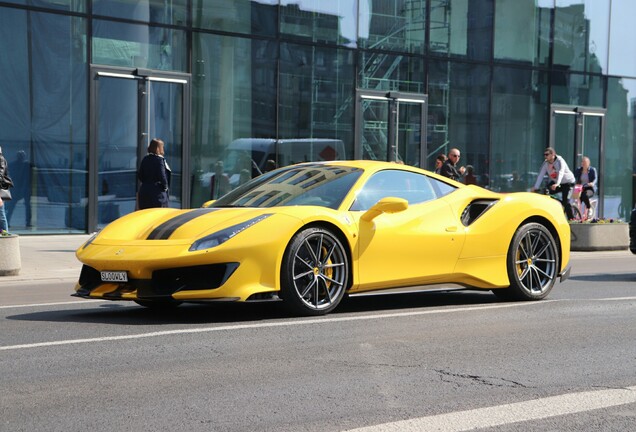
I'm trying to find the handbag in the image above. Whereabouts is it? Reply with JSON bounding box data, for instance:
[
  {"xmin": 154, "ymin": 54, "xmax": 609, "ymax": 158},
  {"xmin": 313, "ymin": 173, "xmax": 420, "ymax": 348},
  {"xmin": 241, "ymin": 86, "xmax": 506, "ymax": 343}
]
[{"xmin": 0, "ymin": 188, "xmax": 11, "ymax": 200}]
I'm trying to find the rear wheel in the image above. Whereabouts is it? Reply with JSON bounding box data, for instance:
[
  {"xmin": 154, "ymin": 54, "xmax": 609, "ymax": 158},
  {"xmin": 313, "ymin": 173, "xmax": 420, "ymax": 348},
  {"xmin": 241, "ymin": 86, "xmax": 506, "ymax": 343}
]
[
  {"xmin": 495, "ymin": 222, "xmax": 559, "ymax": 301},
  {"xmin": 280, "ymin": 227, "xmax": 349, "ymax": 316}
]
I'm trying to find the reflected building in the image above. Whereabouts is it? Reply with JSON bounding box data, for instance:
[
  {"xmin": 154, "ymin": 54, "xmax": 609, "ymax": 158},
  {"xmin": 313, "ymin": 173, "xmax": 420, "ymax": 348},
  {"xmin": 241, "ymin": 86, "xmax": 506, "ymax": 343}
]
[{"xmin": 0, "ymin": 0, "xmax": 635, "ymax": 233}]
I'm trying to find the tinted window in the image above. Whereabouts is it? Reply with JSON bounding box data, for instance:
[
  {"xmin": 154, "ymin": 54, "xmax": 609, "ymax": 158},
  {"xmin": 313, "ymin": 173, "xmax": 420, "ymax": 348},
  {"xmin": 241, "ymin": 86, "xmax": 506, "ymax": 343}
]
[{"xmin": 350, "ymin": 170, "xmax": 442, "ymax": 211}]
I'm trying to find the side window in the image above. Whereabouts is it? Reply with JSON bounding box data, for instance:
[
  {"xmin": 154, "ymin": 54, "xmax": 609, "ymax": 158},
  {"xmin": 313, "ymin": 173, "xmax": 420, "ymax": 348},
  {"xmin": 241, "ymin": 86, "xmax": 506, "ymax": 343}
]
[
  {"xmin": 350, "ymin": 170, "xmax": 441, "ymax": 211},
  {"xmin": 428, "ymin": 176, "xmax": 457, "ymax": 198}
]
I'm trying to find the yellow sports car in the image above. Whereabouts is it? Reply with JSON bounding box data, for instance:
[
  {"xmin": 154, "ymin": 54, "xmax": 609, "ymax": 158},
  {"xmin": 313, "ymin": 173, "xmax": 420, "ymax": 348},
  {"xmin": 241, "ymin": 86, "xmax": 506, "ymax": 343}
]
[{"xmin": 74, "ymin": 160, "xmax": 571, "ymax": 316}]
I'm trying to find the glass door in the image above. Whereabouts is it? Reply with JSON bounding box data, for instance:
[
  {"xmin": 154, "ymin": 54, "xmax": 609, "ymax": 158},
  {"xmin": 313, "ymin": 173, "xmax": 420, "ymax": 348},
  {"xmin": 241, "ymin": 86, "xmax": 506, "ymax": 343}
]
[
  {"xmin": 354, "ymin": 90, "xmax": 427, "ymax": 167},
  {"xmin": 550, "ymin": 105, "xmax": 606, "ymax": 216},
  {"xmin": 90, "ymin": 67, "xmax": 190, "ymax": 232}
]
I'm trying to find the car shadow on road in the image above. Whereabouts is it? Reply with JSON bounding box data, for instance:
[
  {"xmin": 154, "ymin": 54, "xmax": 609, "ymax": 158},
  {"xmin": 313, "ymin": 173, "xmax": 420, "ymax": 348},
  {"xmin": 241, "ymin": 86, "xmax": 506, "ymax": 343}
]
[{"xmin": 6, "ymin": 290, "xmax": 501, "ymax": 326}]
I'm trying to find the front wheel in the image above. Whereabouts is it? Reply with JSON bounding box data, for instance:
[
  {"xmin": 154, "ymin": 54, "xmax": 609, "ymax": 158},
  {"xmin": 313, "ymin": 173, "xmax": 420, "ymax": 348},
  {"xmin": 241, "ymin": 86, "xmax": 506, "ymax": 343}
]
[
  {"xmin": 495, "ymin": 222, "xmax": 559, "ymax": 301},
  {"xmin": 280, "ymin": 227, "xmax": 349, "ymax": 316}
]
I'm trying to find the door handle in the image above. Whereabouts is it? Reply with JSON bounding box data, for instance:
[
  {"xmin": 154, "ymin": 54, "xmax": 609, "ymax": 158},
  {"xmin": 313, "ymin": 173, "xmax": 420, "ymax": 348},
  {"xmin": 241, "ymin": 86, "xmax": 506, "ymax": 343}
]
[{"xmin": 445, "ymin": 226, "xmax": 457, "ymax": 232}]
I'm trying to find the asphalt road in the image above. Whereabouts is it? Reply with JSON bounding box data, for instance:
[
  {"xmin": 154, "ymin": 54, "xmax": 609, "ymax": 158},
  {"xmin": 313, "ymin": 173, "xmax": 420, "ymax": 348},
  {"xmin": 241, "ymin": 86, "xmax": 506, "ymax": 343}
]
[{"xmin": 1, "ymin": 252, "xmax": 635, "ymax": 432}]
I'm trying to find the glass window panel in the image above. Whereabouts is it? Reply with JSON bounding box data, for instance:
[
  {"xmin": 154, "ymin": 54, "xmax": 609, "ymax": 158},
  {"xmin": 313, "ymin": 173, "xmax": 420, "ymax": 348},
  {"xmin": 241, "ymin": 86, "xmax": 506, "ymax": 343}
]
[
  {"xmin": 553, "ymin": 0, "xmax": 609, "ymax": 73},
  {"xmin": 430, "ymin": 0, "xmax": 493, "ymax": 61},
  {"xmin": 491, "ymin": 67, "xmax": 549, "ymax": 192},
  {"xmin": 429, "ymin": 61, "xmax": 490, "ymax": 187},
  {"xmin": 358, "ymin": 52, "xmax": 425, "ymax": 92},
  {"xmin": 358, "ymin": 0, "xmax": 426, "ymax": 53},
  {"xmin": 550, "ymin": 71, "xmax": 604, "ymax": 106},
  {"xmin": 1, "ymin": 0, "xmax": 85, "ymax": 12},
  {"xmin": 193, "ymin": 0, "xmax": 278, "ymax": 36},
  {"xmin": 494, "ymin": 0, "xmax": 550, "ymax": 66},
  {"xmin": 92, "ymin": 19, "xmax": 186, "ymax": 71},
  {"xmin": 92, "ymin": 0, "xmax": 187, "ymax": 25},
  {"xmin": 279, "ymin": 43, "xmax": 355, "ymax": 157},
  {"xmin": 605, "ymin": 77, "xmax": 636, "ymax": 220},
  {"xmin": 280, "ymin": 0, "xmax": 357, "ymax": 47},
  {"xmin": 0, "ymin": 9, "xmax": 87, "ymax": 233},
  {"xmin": 191, "ymin": 33, "xmax": 277, "ymax": 206},
  {"xmin": 608, "ymin": 0, "xmax": 636, "ymax": 78}
]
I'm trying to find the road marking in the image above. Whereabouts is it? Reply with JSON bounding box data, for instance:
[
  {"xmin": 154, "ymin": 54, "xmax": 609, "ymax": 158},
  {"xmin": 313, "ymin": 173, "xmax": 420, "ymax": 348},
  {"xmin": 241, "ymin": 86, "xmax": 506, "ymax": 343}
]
[
  {"xmin": 0, "ymin": 301, "xmax": 548, "ymax": 351},
  {"xmin": 344, "ymin": 386, "xmax": 636, "ymax": 432},
  {"xmin": 0, "ymin": 300, "xmax": 107, "ymax": 310}
]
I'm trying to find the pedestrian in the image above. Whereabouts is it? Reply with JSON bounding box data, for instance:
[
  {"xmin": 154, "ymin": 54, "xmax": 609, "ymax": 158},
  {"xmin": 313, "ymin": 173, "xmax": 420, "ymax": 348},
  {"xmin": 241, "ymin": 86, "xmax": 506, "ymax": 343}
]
[
  {"xmin": 531, "ymin": 147, "xmax": 576, "ymax": 219},
  {"xmin": 433, "ymin": 153, "xmax": 446, "ymax": 174},
  {"xmin": 0, "ymin": 146, "xmax": 14, "ymax": 232},
  {"xmin": 137, "ymin": 138, "xmax": 171, "ymax": 209},
  {"xmin": 5, "ymin": 150, "xmax": 32, "ymax": 227},
  {"xmin": 574, "ymin": 156, "xmax": 598, "ymax": 219},
  {"xmin": 440, "ymin": 148, "xmax": 465, "ymax": 181}
]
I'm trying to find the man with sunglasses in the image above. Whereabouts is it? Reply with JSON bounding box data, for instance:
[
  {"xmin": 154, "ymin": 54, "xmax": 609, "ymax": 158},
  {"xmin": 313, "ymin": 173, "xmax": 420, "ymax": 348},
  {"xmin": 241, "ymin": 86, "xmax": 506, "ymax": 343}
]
[
  {"xmin": 440, "ymin": 148, "xmax": 466, "ymax": 181},
  {"xmin": 531, "ymin": 147, "xmax": 576, "ymax": 219}
]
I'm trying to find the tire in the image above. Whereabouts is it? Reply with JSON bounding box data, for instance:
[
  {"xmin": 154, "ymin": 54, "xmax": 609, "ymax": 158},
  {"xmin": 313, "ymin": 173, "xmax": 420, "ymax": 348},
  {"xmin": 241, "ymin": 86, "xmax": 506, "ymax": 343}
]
[
  {"xmin": 134, "ymin": 299, "xmax": 183, "ymax": 310},
  {"xmin": 280, "ymin": 227, "xmax": 349, "ymax": 316},
  {"xmin": 496, "ymin": 222, "xmax": 559, "ymax": 301}
]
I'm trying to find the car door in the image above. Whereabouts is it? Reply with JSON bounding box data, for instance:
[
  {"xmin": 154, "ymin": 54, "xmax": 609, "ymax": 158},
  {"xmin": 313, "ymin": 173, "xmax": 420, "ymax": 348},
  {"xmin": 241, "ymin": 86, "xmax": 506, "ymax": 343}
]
[{"xmin": 349, "ymin": 169, "xmax": 465, "ymax": 291}]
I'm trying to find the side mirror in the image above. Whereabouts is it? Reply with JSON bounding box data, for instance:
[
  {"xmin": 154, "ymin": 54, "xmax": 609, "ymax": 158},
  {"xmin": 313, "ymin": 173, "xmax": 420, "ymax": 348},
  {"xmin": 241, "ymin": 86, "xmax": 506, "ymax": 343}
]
[
  {"xmin": 202, "ymin": 200, "xmax": 216, "ymax": 208},
  {"xmin": 361, "ymin": 197, "xmax": 408, "ymax": 222}
]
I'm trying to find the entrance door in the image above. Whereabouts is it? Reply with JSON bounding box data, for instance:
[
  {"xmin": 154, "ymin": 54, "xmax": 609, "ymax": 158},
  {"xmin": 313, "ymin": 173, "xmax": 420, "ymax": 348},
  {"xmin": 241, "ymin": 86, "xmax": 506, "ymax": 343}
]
[
  {"xmin": 549, "ymin": 104, "xmax": 606, "ymax": 216},
  {"xmin": 89, "ymin": 66, "xmax": 190, "ymax": 232},
  {"xmin": 354, "ymin": 90, "xmax": 428, "ymax": 167}
]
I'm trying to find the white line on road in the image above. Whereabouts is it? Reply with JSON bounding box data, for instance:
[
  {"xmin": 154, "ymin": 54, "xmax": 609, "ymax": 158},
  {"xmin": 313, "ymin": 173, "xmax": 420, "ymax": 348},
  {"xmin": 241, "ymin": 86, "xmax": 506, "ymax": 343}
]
[
  {"xmin": 0, "ymin": 300, "xmax": 107, "ymax": 310},
  {"xmin": 344, "ymin": 386, "xmax": 636, "ymax": 432},
  {"xmin": 0, "ymin": 301, "xmax": 548, "ymax": 351}
]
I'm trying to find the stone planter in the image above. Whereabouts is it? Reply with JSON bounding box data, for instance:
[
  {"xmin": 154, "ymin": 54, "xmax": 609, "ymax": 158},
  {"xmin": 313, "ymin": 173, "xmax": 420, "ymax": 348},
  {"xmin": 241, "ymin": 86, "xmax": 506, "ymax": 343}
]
[
  {"xmin": 0, "ymin": 234, "xmax": 21, "ymax": 276},
  {"xmin": 570, "ymin": 223, "xmax": 628, "ymax": 252}
]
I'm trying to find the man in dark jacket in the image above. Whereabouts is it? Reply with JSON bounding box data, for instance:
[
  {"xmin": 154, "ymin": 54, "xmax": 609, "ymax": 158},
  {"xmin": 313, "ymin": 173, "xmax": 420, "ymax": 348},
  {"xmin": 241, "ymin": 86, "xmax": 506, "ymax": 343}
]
[{"xmin": 440, "ymin": 148, "xmax": 465, "ymax": 181}]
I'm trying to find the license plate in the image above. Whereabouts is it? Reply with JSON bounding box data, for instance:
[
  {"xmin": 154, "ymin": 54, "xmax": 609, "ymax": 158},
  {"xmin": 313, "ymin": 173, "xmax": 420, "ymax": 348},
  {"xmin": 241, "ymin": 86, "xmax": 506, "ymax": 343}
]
[{"xmin": 100, "ymin": 271, "xmax": 128, "ymax": 282}]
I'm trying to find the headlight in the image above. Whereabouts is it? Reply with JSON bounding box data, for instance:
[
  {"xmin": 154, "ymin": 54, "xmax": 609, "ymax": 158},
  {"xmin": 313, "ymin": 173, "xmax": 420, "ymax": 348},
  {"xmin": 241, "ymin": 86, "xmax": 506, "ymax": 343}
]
[
  {"xmin": 78, "ymin": 231, "xmax": 99, "ymax": 251},
  {"xmin": 189, "ymin": 214, "xmax": 272, "ymax": 251}
]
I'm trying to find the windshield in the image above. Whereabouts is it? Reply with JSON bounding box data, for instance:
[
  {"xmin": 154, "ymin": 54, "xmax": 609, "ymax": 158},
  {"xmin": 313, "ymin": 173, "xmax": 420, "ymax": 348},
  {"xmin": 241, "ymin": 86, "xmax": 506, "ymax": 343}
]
[{"xmin": 209, "ymin": 164, "xmax": 362, "ymax": 209}]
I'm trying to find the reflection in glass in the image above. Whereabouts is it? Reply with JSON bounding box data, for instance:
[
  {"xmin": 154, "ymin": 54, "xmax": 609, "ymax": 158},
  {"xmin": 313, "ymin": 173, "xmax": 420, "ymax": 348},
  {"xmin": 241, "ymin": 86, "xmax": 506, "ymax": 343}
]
[
  {"xmin": 553, "ymin": 0, "xmax": 609, "ymax": 73},
  {"xmin": 0, "ymin": 9, "xmax": 87, "ymax": 233},
  {"xmin": 149, "ymin": 81, "xmax": 183, "ymax": 209},
  {"xmin": 430, "ymin": 0, "xmax": 493, "ymax": 61},
  {"xmin": 359, "ymin": 0, "xmax": 426, "ymax": 53},
  {"xmin": 608, "ymin": 0, "xmax": 636, "ymax": 78},
  {"xmin": 397, "ymin": 102, "xmax": 423, "ymax": 167},
  {"xmin": 193, "ymin": 0, "xmax": 278, "ymax": 36},
  {"xmin": 192, "ymin": 33, "xmax": 277, "ymax": 207},
  {"xmin": 551, "ymin": 71, "xmax": 604, "ymax": 106},
  {"xmin": 92, "ymin": 0, "xmax": 187, "ymax": 25},
  {"xmin": 360, "ymin": 99, "xmax": 388, "ymax": 161},
  {"xmin": 491, "ymin": 67, "xmax": 548, "ymax": 192},
  {"xmin": 605, "ymin": 77, "xmax": 636, "ymax": 220},
  {"xmin": 2, "ymin": 0, "xmax": 85, "ymax": 12},
  {"xmin": 358, "ymin": 52, "xmax": 424, "ymax": 92},
  {"xmin": 279, "ymin": 43, "xmax": 355, "ymax": 153},
  {"xmin": 92, "ymin": 19, "xmax": 186, "ymax": 71},
  {"xmin": 96, "ymin": 77, "xmax": 137, "ymax": 229},
  {"xmin": 494, "ymin": 0, "xmax": 550, "ymax": 65},
  {"xmin": 280, "ymin": 0, "xmax": 357, "ymax": 47}
]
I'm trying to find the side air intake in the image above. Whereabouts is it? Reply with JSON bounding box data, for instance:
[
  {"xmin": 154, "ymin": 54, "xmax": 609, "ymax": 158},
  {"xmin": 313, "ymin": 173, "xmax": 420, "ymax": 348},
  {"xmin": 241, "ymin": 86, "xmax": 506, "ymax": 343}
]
[{"xmin": 461, "ymin": 199, "xmax": 498, "ymax": 226}]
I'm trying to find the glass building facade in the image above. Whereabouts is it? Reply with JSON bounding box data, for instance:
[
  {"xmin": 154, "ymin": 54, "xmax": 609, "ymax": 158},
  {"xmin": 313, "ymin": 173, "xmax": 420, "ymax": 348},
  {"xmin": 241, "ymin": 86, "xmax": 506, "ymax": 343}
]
[{"xmin": 1, "ymin": 0, "xmax": 635, "ymax": 234}]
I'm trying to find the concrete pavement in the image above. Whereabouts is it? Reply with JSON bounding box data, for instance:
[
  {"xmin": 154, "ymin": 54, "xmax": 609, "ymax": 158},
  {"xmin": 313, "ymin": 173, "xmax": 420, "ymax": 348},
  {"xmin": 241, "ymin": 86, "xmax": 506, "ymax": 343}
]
[{"xmin": 0, "ymin": 234, "xmax": 91, "ymax": 286}]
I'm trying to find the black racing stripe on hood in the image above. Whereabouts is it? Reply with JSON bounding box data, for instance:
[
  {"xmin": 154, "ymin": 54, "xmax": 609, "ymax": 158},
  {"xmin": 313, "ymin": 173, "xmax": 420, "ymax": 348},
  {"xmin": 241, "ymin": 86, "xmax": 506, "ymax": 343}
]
[{"xmin": 147, "ymin": 208, "xmax": 219, "ymax": 240}]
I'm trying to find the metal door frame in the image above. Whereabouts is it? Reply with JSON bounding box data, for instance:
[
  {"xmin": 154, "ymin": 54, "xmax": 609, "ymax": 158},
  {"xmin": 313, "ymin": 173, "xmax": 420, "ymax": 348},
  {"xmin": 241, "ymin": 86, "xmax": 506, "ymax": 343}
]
[
  {"xmin": 354, "ymin": 90, "xmax": 428, "ymax": 167},
  {"xmin": 89, "ymin": 65, "xmax": 191, "ymax": 232},
  {"xmin": 549, "ymin": 104, "xmax": 606, "ymax": 216}
]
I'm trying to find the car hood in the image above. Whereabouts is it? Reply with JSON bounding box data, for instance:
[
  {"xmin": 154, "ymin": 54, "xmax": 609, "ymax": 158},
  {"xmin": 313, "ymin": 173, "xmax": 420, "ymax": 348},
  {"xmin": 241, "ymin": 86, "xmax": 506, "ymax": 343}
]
[{"xmin": 93, "ymin": 207, "xmax": 286, "ymax": 243}]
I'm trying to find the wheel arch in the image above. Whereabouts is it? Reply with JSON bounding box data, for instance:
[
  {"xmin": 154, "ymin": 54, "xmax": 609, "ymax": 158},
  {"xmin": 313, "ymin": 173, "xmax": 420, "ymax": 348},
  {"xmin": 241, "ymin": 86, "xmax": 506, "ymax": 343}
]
[
  {"xmin": 282, "ymin": 221, "xmax": 354, "ymax": 292},
  {"xmin": 515, "ymin": 215, "xmax": 563, "ymax": 269}
]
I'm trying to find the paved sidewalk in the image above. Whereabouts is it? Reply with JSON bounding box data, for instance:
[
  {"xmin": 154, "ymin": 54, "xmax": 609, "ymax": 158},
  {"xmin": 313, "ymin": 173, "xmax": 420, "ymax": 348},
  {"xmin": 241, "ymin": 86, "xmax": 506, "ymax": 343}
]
[{"xmin": 0, "ymin": 234, "xmax": 91, "ymax": 285}]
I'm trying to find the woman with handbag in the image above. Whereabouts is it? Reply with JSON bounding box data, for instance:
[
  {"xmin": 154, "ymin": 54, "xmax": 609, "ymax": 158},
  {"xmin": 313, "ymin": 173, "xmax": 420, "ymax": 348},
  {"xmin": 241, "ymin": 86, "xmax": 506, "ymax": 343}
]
[{"xmin": 0, "ymin": 146, "xmax": 14, "ymax": 232}]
